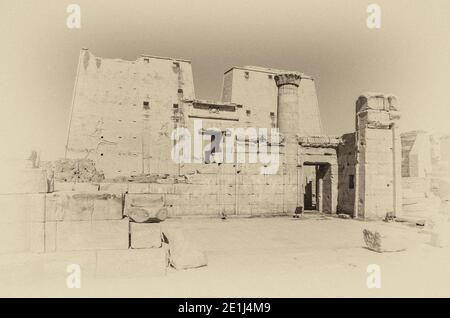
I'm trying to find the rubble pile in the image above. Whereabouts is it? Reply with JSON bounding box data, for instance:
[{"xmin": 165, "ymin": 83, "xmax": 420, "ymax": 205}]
[{"xmin": 42, "ymin": 159, "xmax": 105, "ymax": 183}]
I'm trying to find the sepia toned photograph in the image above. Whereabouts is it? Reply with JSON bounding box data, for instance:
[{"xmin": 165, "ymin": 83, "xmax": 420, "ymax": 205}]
[{"xmin": 0, "ymin": 0, "xmax": 449, "ymax": 303}]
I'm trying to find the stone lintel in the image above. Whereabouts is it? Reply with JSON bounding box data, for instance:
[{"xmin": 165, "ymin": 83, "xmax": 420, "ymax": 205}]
[{"xmin": 298, "ymin": 135, "xmax": 343, "ymax": 148}]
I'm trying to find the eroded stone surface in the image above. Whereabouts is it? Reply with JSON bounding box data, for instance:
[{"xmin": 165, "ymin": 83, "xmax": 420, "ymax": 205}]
[
  {"xmin": 363, "ymin": 228, "xmax": 408, "ymax": 253},
  {"xmin": 162, "ymin": 228, "xmax": 207, "ymax": 270}
]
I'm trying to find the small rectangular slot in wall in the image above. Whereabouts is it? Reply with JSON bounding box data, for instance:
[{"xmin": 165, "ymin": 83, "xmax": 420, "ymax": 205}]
[
  {"xmin": 143, "ymin": 101, "xmax": 150, "ymax": 110},
  {"xmin": 244, "ymin": 71, "xmax": 249, "ymax": 79},
  {"xmin": 349, "ymin": 175, "xmax": 355, "ymax": 189}
]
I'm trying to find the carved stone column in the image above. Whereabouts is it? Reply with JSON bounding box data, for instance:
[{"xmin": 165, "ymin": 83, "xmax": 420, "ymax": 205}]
[{"xmin": 274, "ymin": 73, "xmax": 301, "ymax": 138}]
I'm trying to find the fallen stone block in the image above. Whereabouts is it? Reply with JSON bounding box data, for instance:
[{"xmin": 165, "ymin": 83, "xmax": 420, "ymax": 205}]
[
  {"xmin": 362, "ymin": 228, "xmax": 408, "ymax": 253},
  {"xmin": 130, "ymin": 223, "xmax": 162, "ymax": 248},
  {"xmin": 162, "ymin": 228, "xmax": 207, "ymax": 270},
  {"xmin": 46, "ymin": 191, "xmax": 123, "ymax": 221},
  {"xmin": 55, "ymin": 218, "xmax": 129, "ymax": 251},
  {"xmin": 124, "ymin": 194, "xmax": 167, "ymax": 222}
]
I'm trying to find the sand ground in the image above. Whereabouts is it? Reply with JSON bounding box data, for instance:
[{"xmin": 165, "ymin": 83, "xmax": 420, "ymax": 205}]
[{"xmin": 1, "ymin": 215, "xmax": 449, "ymax": 297}]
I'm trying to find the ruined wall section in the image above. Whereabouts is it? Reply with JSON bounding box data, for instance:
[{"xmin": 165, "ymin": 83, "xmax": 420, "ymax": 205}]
[
  {"xmin": 66, "ymin": 49, "xmax": 195, "ymax": 178},
  {"xmin": 355, "ymin": 94, "xmax": 402, "ymax": 219},
  {"xmin": 337, "ymin": 133, "xmax": 356, "ymax": 214},
  {"xmin": 401, "ymin": 131, "xmax": 432, "ymax": 178}
]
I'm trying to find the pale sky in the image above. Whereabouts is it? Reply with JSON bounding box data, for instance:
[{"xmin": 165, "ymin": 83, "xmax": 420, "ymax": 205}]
[{"xmin": 1, "ymin": 0, "xmax": 449, "ymax": 160}]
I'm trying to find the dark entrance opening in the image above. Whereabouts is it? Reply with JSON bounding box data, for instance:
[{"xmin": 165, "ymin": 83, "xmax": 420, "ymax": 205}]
[{"xmin": 303, "ymin": 163, "xmax": 332, "ymax": 213}]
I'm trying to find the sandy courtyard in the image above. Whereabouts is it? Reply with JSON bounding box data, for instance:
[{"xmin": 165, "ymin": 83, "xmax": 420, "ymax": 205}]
[{"xmin": 1, "ymin": 215, "xmax": 449, "ymax": 297}]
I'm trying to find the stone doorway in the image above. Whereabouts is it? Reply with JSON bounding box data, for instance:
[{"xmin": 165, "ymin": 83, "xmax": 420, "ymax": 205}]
[{"xmin": 303, "ymin": 163, "xmax": 333, "ymax": 213}]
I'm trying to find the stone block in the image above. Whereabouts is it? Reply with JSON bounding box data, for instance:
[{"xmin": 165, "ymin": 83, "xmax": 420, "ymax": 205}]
[
  {"xmin": 265, "ymin": 174, "xmax": 285, "ymax": 185},
  {"xmin": 242, "ymin": 175, "xmax": 267, "ymax": 185},
  {"xmin": 124, "ymin": 194, "xmax": 166, "ymax": 222},
  {"xmin": 162, "ymin": 228, "xmax": 207, "ymax": 270},
  {"xmin": 363, "ymin": 229, "xmax": 408, "ymax": 253},
  {"xmin": 174, "ymin": 184, "xmax": 221, "ymax": 195},
  {"xmin": 165, "ymin": 194, "xmax": 191, "ymax": 206},
  {"xmin": 99, "ymin": 182, "xmax": 129, "ymax": 194},
  {"xmin": 148, "ymin": 183, "xmax": 175, "ymax": 194},
  {"xmin": 236, "ymin": 194, "xmax": 257, "ymax": 206},
  {"xmin": 186, "ymin": 174, "xmax": 218, "ymax": 185},
  {"xmin": 219, "ymin": 174, "xmax": 236, "ymax": 186},
  {"xmin": 45, "ymin": 192, "xmax": 123, "ymax": 221},
  {"xmin": 55, "ymin": 218, "xmax": 130, "ymax": 251},
  {"xmin": 168, "ymin": 204, "xmax": 220, "ymax": 216},
  {"xmin": 237, "ymin": 164, "xmax": 265, "ymax": 175},
  {"xmin": 0, "ymin": 221, "xmax": 44, "ymax": 254},
  {"xmin": 30, "ymin": 222, "xmax": 45, "ymax": 253},
  {"xmin": 127, "ymin": 183, "xmax": 150, "ymax": 194},
  {"xmin": 192, "ymin": 194, "xmax": 218, "ymax": 205},
  {"xmin": 219, "ymin": 193, "xmax": 235, "ymax": 205},
  {"xmin": 44, "ymin": 221, "xmax": 57, "ymax": 253},
  {"xmin": 0, "ymin": 168, "xmax": 48, "ymax": 194},
  {"xmin": 130, "ymin": 223, "xmax": 162, "ymax": 249},
  {"xmin": 54, "ymin": 182, "xmax": 99, "ymax": 192},
  {"xmin": 0, "ymin": 193, "xmax": 46, "ymax": 223}
]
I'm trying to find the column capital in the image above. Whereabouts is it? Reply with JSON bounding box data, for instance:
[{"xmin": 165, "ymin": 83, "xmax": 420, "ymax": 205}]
[{"xmin": 274, "ymin": 73, "xmax": 301, "ymax": 87}]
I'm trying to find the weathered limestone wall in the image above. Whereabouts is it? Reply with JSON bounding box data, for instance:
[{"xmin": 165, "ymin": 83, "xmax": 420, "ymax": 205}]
[
  {"xmin": 222, "ymin": 66, "xmax": 323, "ymax": 134},
  {"xmin": 124, "ymin": 164, "xmax": 292, "ymax": 217},
  {"xmin": 50, "ymin": 158, "xmax": 293, "ymax": 218},
  {"xmin": 401, "ymin": 131, "xmax": 432, "ymax": 178},
  {"xmin": 399, "ymin": 131, "xmax": 443, "ymax": 217},
  {"xmin": 429, "ymin": 134, "xmax": 450, "ymax": 202},
  {"xmin": 355, "ymin": 94, "xmax": 402, "ymax": 219},
  {"xmin": 222, "ymin": 67, "xmax": 278, "ymax": 129},
  {"xmin": 337, "ymin": 133, "xmax": 356, "ymax": 214},
  {"xmin": 66, "ymin": 49, "xmax": 195, "ymax": 178},
  {"xmin": 0, "ymin": 154, "xmax": 49, "ymax": 254},
  {"xmin": 0, "ymin": 153, "xmax": 167, "ymax": 278}
]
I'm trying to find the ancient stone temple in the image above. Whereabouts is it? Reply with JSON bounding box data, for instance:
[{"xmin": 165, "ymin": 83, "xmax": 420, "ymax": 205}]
[
  {"xmin": 63, "ymin": 49, "xmax": 408, "ymax": 220},
  {"xmin": 4, "ymin": 48, "xmax": 450, "ymax": 263}
]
